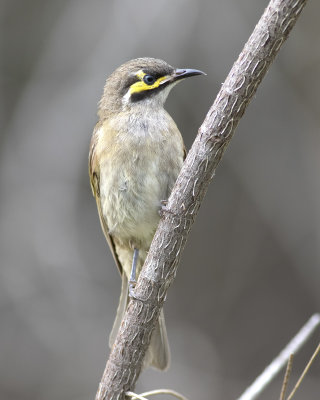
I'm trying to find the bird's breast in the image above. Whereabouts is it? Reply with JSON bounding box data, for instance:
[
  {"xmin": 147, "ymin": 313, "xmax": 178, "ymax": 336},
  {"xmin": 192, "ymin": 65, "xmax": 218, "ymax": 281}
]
[{"xmin": 98, "ymin": 112, "xmax": 184, "ymax": 249}]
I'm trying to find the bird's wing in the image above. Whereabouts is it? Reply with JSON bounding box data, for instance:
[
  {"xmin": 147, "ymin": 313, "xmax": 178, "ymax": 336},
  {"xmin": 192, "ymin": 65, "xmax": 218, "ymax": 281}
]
[{"xmin": 89, "ymin": 123, "xmax": 123, "ymax": 275}]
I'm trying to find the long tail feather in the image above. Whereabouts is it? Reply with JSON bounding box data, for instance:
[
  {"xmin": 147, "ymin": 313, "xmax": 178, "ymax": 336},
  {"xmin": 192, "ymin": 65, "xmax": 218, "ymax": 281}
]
[{"xmin": 109, "ymin": 273, "xmax": 129, "ymax": 347}]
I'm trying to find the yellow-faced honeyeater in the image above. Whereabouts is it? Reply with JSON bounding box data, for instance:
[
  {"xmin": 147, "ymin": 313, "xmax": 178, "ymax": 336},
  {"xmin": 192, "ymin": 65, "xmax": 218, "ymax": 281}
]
[{"xmin": 89, "ymin": 58, "xmax": 205, "ymax": 369}]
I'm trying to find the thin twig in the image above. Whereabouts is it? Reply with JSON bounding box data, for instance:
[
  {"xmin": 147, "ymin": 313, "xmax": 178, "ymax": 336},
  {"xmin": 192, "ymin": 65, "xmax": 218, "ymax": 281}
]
[
  {"xmin": 237, "ymin": 314, "xmax": 320, "ymax": 400},
  {"xmin": 286, "ymin": 342, "xmax": 320, "ymax": 400},
  {"xmin": 125, "ymin": 392, "xmax": 148, "ymax": 400},
  {"xmin": 95, "ymin": 1, "xmax": 309, "ymax": 399},
  {"xmin": 280, "ymin": 354, "xmax": 294, "ymax": 400},
  {"xmin": 126, "ymin": 389, "xmax": 189, "ymax": 400}
]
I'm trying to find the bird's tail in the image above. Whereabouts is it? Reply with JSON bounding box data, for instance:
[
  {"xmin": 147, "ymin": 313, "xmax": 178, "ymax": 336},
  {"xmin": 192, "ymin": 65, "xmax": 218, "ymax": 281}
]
[
  {"xmin": 109, "ymin": 273, "xmax": 170, "ymax": 370},
  {"xmin": 143, "ymin": 308, "xmax": 170, "ymax": 370},
  {"xmin": 109, "ymin": 273, "xmax": 129, "ymax": 347}
]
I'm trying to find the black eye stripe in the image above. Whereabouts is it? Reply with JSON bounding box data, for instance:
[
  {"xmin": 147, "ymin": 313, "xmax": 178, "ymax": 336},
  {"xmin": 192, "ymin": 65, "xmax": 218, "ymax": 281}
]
[
  {"xmin": 120, "ymin": 75, "xmax": 139, "ymax": 97},
  {"xmin": 131, "ymin": 83, "xmax": 168, "ymax": 102},
  {"xmin": 121, "ymin": 65, "xmax": 174, "ymax": 101},
  {"xmin": 123, "ymin": 75, "xmax": 139, "ymax": 89}
]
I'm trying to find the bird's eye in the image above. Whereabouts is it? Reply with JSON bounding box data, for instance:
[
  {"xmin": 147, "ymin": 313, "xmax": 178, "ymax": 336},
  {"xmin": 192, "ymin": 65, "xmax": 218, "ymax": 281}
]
[{"xmin": 143, "ymin": 75, "xmax": 156, "ymax": 85}]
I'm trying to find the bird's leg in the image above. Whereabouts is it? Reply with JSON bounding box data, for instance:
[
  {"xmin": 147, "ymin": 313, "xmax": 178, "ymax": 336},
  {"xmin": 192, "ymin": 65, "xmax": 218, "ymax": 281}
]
[{"xmin": 129, "ymin": 248, "xmax": 139, "ymax": 298}]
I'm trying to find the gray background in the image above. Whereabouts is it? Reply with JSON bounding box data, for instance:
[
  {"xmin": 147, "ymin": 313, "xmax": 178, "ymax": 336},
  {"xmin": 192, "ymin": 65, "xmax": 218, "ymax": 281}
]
[{"xmin": 1, "ymin": 0, "xmax": 319, "ymax": 399}]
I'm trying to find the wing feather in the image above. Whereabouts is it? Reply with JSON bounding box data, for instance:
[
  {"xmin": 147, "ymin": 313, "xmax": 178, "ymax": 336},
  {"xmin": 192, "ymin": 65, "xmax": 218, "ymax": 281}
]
[{"xmin": 89, "ymin": 123, "xmax": 123, "ymax": 275}]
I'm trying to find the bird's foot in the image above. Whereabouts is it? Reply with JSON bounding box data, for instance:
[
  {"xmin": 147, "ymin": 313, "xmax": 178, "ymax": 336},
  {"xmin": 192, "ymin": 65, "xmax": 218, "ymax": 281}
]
[
  {"xmin": 129, "ymin": 279, "xmax": 137, "ymax": 298},
  {"xmin": 159, "ymin": 200, "xmax": 174, "ymax": 218}
]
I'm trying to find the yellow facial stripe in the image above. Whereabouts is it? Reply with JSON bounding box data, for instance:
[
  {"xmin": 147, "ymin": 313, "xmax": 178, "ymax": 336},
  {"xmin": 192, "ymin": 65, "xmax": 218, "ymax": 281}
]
[{"xmin": 129, "ymin": 71, "xmax": 167, "ymax": 95}]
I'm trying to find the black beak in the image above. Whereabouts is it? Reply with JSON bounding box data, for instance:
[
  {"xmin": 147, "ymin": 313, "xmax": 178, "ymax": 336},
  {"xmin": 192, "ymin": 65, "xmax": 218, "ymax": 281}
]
[
  {"xmin": 159, "ymin": 68, "xmax": 206, "ymax": 87},
  {"xmin": 172, "ymin": 68, "xmax": 206, "ymax": 81}
]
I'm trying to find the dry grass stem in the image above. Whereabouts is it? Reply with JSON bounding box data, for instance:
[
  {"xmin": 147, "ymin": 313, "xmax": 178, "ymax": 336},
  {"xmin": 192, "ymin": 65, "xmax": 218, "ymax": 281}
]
[
  {"xmin": 279, "ymin": 354, "xmax": 294, "ymax": 400},
  {"xmin": 286, "ymin": 342, "xmax": 320, "ymax": 400}
]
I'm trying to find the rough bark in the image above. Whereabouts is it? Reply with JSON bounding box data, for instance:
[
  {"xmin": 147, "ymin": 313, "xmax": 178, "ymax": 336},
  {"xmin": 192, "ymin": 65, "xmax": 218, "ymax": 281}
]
[{"xmin": 95, "ymin": 1, "xmax": 308, "ymax": 399}]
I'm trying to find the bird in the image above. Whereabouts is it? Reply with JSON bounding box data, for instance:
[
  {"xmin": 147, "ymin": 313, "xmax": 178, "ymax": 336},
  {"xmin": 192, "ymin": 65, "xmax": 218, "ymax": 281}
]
[{"xmin": 89, "ymin": 57, "xmax": 205, "ymax": 370}]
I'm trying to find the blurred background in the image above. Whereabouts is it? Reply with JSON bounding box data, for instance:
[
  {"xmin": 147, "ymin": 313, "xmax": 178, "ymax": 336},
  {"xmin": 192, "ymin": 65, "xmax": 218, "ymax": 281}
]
[{"xmin": 1, "ymin": 0, "xmax": 319, "ymax": 399}]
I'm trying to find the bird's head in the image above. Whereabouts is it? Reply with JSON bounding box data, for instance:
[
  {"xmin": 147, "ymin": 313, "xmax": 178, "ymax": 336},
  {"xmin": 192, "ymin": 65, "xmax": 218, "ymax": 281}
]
[{"xmin": 98, "ymin": 57, "xmax": 205, "ymax": 116}]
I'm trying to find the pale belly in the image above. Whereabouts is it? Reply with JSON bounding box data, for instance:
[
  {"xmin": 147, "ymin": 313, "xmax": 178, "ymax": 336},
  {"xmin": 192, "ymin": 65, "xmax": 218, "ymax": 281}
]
[{"xmin": 99, "ymin": 153, "xmax": 171, "ymax": 251}]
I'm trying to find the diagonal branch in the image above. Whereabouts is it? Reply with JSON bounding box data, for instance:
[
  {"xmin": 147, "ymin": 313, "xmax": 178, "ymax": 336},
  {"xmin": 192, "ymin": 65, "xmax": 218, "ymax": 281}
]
[{"xmin": 95, "ymin": 1, "xmax": 308, "ymax": 399}]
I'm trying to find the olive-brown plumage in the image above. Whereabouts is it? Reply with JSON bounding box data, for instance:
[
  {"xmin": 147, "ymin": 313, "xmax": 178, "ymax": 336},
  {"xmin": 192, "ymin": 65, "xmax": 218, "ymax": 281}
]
[{"xmin": 89, "ymin": 58, "xmax": 204, "ymax": 369}]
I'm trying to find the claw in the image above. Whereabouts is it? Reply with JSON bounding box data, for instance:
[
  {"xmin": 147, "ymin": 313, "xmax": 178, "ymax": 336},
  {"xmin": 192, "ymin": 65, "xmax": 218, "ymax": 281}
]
[
  {"xmin": 129, "ymin": 280, "xmax": 137, "ymax": 298},
  {"xmin": 159, "ymin": 200, "xmax": 174, "ymax": 218}
]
